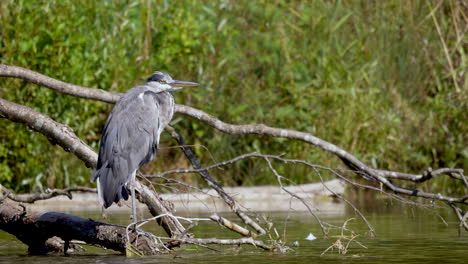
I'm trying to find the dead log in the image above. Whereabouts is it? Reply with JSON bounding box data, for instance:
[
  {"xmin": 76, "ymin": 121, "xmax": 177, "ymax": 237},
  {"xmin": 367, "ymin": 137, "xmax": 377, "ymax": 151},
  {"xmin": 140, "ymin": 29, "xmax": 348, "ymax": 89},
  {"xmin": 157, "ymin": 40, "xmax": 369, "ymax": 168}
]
[{"xmin": 0, "ymin": 202, "xmax": 162, "ymax": 255}]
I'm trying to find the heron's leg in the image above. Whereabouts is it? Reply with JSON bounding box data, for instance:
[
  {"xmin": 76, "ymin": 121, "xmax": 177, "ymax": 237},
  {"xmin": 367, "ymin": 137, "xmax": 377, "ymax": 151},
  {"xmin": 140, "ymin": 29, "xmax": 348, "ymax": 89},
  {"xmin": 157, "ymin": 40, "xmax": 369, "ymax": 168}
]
[
  {"xmin": 101, "ymin": 206, "xmax": 108, "ymax": 220},
  {"xmin": 130, "ymin": 171, "xmax": 137, "ymax": 225}
]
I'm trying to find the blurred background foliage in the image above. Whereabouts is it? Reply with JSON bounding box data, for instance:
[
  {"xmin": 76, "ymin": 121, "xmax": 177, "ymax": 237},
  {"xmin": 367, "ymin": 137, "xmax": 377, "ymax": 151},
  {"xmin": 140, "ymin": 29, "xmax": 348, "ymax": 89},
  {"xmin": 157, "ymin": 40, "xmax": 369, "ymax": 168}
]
[{"xmin": 0, "ymin": 0, "xmax": 466, "ymax": 194}]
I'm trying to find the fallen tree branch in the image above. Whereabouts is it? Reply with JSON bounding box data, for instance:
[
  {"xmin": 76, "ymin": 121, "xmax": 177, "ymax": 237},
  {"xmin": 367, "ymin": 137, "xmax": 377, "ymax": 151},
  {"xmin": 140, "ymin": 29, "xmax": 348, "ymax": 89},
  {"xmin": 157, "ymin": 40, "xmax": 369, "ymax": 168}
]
[
  {"xmin": 145, "ymin": 151, "xmax": 467, "ymax": 233},
  {"xmin": 0, "ymin": 202, "xmax": 163, "ymax": 255},
  {"xmin": 129, "ymin": 213, "xmax": 289, "ymax": 252},
  {"xmin": 2, "ymin": 64, "xmax": 464, "ymax": 188},
  {"xmin": 2, "ymin": 64, "xmax": 464, "ymax": 189},
  {"xmin": 0, "ymin": 182, "xmax": 187, "ymax": 238}
]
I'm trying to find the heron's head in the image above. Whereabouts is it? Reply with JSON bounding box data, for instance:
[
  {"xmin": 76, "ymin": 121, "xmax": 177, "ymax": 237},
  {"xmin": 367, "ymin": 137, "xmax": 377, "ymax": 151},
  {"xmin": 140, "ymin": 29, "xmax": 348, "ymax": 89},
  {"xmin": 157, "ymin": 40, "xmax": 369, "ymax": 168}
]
[{"xmin": 146, "ymin": 71, "xmax": 199, "ymax": 93}]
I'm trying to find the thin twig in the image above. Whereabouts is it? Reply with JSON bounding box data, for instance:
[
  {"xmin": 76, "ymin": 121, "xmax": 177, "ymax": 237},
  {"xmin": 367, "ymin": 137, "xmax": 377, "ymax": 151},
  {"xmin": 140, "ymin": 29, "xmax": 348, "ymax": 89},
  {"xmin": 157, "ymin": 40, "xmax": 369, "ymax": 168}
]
[
  {"xmin": 263, "ymin": 157, "xmax": 327, "ymax": 237},
  {"xmin": 312, "ymin": 168, "xmax": 376, "ymax": 237},
  {"xmin": 166, "ymin": 126, "xmax": 266, "ymax": 235}
]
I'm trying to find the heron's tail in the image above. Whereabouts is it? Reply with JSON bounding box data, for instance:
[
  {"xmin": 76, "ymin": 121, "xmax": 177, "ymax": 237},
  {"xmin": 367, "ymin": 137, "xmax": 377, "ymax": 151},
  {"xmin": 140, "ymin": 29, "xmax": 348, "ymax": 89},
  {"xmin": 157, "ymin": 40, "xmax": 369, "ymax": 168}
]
[{"xmin": 92, "ymin": 164, "xmax": 129, "ymax": 208}]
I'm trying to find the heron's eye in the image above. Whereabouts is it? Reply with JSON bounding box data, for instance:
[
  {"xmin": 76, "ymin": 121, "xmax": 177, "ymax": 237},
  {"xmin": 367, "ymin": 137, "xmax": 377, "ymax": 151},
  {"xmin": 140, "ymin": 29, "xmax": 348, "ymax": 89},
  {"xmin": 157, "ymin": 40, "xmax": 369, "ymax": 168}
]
[{"xmin": 158, "ymin": 80, "xmax": 166, "ymax": 84}]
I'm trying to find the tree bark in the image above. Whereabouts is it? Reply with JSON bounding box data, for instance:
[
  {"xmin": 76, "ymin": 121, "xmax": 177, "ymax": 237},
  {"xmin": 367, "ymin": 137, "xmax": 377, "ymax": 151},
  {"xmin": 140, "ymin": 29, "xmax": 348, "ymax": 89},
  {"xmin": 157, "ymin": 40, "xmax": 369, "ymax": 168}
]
[{"xmin": 0, "ymin": 202, "xmax": 161, "ymax": 255}]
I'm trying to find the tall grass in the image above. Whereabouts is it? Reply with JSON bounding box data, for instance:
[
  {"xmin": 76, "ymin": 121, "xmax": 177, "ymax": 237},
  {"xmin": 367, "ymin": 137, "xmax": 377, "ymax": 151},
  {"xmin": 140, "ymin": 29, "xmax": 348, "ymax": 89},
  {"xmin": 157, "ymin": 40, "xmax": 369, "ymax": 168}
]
[{"xmin": 0, "ymin": 0, "xmax": 465, "ymax": 193}]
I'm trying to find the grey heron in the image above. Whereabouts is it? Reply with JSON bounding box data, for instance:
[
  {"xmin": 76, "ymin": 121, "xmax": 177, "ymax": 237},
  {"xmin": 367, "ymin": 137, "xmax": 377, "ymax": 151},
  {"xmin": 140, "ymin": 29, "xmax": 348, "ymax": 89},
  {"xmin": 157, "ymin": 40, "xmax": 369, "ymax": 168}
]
[{"xmin": 91, "ymin": 71, "xmax": 199, "ymax": 224}]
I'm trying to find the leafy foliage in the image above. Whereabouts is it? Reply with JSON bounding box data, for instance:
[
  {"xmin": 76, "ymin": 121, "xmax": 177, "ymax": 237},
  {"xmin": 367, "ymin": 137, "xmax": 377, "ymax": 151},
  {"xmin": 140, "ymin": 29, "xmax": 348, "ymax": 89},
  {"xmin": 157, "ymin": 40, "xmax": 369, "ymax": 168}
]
[{"xmin": 0, "ymin": 0, "xmax": 466, "ymax": 193}]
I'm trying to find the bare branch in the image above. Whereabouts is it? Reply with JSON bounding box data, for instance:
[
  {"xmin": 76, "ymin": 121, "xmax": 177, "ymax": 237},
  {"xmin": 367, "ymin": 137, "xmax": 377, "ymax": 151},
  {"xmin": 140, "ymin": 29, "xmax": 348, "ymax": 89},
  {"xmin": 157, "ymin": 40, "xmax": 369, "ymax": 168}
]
[
  {"xmin": 175, "ymin": 105, "xmax": 376, "ymax": 179},
  {"xmin": 311, "ymin": 167, "xmax": 376, "ymax": 237},
  {"xmin": 0, "ymin": 185, "xmax": 96, "ymax": 203},
  {"xmin": 0, "ymin": 64, "xmax": 120, "ymax": 103},
  {"xmin": 0, "ymin": 98, "xmax": 97, "ymax": 168},
  {"xmin": 448, "ymin": 203, "xmax": 468, "ymax": 234},
  {"xmin": 378, "ymin": 168, "xmax": 467, "ymax": 186},
  {"xmin": 145, "ymin": 151, "xmax": 468, "ymax": 232},
  {"xmin": 176, "ymin": 104, "xmax": 467, "ymax": 186},
  {"xmin": 262, "ymin": 157, "xmax": 327, "ymax": 236}
]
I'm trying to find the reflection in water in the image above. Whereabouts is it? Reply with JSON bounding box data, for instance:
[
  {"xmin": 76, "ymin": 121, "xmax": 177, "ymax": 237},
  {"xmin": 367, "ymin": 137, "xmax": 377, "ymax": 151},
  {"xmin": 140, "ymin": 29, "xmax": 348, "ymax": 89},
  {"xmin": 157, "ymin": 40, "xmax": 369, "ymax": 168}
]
[{"xmin": 0, "ymin": 200, "xmax": 466, "ymax": 263}]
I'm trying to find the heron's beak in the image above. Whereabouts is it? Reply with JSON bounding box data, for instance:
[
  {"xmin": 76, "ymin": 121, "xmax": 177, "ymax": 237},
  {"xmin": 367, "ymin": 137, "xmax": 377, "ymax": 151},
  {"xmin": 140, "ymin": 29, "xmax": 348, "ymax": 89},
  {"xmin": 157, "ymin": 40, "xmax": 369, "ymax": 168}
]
[{"xmin": 169, "ymin": 80, "xmax": 199, "ymax": 87}]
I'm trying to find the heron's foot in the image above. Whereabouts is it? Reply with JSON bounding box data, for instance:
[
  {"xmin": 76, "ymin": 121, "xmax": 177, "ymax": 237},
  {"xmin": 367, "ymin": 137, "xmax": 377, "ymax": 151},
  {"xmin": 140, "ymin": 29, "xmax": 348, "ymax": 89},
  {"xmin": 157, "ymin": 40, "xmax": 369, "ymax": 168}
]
[{"xmin": 129, "ymin": 221, "xmax": 138, "ymax": 232}]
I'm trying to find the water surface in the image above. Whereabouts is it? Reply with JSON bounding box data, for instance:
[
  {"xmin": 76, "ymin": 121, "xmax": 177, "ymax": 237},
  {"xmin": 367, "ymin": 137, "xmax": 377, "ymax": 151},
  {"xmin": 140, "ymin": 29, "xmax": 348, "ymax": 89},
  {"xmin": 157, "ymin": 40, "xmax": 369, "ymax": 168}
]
[{"xmin": 0, "ymin": 203, "xmax": 466, "ymax": 263}]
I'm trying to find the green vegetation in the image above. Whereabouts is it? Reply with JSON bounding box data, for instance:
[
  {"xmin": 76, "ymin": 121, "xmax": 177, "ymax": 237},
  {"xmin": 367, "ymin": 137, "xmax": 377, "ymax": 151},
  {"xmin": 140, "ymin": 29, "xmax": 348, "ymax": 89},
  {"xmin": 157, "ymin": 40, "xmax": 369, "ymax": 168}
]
[{"xmin": 0, "ymin": 0, "xmax": 466, "ymax": 193}]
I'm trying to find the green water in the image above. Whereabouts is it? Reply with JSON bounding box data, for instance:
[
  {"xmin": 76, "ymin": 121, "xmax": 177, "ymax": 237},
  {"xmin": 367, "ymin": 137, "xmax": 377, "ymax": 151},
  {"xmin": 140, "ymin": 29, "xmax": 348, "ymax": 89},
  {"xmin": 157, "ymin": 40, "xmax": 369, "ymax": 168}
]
[{"xmin": 0, "ymin": 204, "xmax": 467, "ymax": 263}]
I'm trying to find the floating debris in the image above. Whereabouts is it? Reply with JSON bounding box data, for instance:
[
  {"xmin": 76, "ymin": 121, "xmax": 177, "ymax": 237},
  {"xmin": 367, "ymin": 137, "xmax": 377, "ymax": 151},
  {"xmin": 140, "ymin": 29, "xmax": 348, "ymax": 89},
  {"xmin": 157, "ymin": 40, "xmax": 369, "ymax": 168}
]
[{"xmin": 305, "ymin": 233, "xmax": 317, "ymax": 241}]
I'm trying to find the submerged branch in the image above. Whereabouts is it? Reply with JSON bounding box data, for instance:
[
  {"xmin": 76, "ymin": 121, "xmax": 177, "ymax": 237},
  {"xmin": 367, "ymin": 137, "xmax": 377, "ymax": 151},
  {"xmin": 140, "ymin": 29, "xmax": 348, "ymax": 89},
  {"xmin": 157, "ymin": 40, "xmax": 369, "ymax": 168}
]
[{"xmin": 167, "ymin": 236, "xmax": 289, "ymax": 252}]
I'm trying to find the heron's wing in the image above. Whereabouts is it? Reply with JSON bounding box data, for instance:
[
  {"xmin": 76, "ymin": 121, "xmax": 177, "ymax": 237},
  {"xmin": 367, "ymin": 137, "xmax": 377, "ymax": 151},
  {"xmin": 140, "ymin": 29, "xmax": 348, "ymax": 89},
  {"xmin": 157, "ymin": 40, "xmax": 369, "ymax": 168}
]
[{"xmin": 98, "ymin": 90, "xmax": 162, "ymax": 177}]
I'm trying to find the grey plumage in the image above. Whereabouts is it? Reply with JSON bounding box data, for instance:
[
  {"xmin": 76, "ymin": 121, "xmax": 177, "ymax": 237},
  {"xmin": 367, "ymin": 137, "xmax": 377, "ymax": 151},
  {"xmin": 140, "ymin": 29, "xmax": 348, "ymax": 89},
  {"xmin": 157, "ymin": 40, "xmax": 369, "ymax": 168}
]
[{"xmin": 91, "ymin": 72, "xmax": 198, "ymax": 210}]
